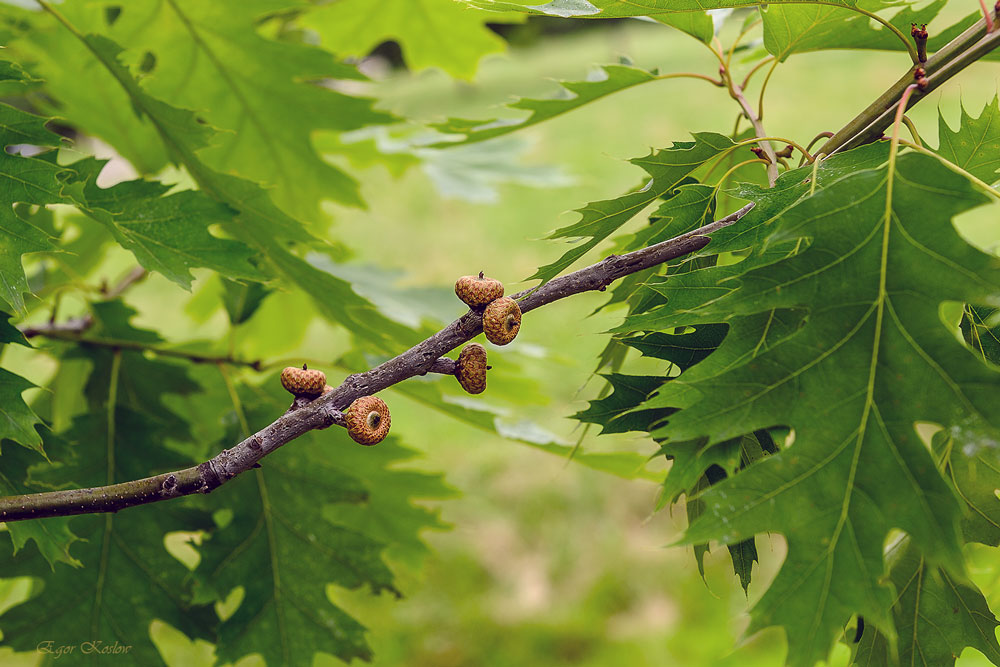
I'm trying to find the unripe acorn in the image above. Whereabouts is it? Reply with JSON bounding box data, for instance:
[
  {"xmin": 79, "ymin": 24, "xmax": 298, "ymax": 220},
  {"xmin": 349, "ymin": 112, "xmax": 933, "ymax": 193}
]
[
  {"xmin": 482, "ymin": 296, "xmax": 521, "ymax": 345},
  {"xmin": 456, "ymin": 343, "xmax": 488, "ymax": 394},
  {"xmin": 455, "ymin": 272, "xmax": 504, "ymax": 308},
  {"xmin": 345, "ymin": 396, "xmax": 391, "ymax": 446},
  {"xmin": 281, "ymin": 364, "xmax": 326, "ymax": 397}
]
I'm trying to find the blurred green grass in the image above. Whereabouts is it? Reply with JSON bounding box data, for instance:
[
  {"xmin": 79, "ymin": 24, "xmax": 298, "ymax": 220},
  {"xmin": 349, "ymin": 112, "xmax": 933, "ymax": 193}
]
[{"xmin": 4, "ymin": 10, "xmax": 1000, "ymax": 667}]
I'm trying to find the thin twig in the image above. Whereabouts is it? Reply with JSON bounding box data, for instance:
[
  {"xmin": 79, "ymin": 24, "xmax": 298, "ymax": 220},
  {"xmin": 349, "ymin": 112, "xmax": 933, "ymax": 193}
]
[
  {"xmin": 0, "ymin": 203, "xmax": 754, "ymax": 522},
  {"xmin": 725, "ymin": 75, "xmax": 779, "ymax": 186},
  {"xmin": 104, "ymin": 267, "xmax": 148, "ymax": 299},
  {"xmin": 21, "ymin": 326, "xmax": 264, "ymax": 371}
]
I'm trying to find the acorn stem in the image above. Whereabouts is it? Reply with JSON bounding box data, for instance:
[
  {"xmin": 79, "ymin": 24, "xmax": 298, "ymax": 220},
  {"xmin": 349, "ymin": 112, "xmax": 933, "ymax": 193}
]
[{"xmin": 425, "ymin": 358, "xmax": 457, "ymax": 375}]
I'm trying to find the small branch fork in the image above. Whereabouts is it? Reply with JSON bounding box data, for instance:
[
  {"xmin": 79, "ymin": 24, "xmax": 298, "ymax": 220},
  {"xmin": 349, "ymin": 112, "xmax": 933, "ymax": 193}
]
[
  {"xmin": 0, "ymin": 204, "xmax": 754, "ymax": 523},
  {"xmin": 819, "ymin": 14, "xmax": 1000, "ymax": 156}
]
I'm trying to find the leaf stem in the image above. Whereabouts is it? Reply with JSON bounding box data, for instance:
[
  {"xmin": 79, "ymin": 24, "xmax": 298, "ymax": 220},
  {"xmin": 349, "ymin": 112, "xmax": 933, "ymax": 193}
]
[
  {"xmin": 899, "ymin": 115, "xmax": 923, "ymax": 146},
  {"xmin": 741, "ymin": 56, "xmax": 776, "ymax": 90},
  {"xmin": 654, "ymin": 71, "xmax": 725, "ymax": 87},
  {"xmin": 756, "ymin": 57, "xmax": 781, "ymax": 120},
  {"xmin": 978, "ymin": 0, "xmax": 995, "ymax": 33},
  {"xmin": 712, "ymin": 158, "xmax": 772, "ymax": 188},
  {"xmin": 727, "ymin": 17, "xmax": 764, "ymax": 69}
]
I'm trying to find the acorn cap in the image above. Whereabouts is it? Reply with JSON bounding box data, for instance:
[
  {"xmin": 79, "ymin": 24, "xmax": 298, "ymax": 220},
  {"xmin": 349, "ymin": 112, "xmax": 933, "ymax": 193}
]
[
  {"xmin": 345, "ymin": 396, "xmax": 391, "ymax": 446},
  {"xmin": 455, "ymin": 273, "xmax": 504, "ymax": 308},
  {"xmin": 482, "ymin": 296, "xmax": 521, "ymax": 345},
  {"xmin": 456, "ymin": 343, "xmax": 488, "ymax": 394},
  {"xmin": 281, "ymin": 365, "xmax": 327, "ymax": 397}
]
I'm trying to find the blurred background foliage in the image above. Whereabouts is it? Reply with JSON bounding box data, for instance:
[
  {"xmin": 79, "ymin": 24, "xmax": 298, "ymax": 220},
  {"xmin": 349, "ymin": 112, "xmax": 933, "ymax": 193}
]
[{"xmin": 1, "ymin": 1, "xmax": 999, "ymax": 665}]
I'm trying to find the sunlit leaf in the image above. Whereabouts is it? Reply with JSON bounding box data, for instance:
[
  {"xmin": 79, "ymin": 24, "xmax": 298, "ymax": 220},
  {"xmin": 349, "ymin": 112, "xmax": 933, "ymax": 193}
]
[
  {"xmin": 429, "ymin": 64, "xmax": 661, "ymax": 147},
  {"xmin": 303, "ymin": 0, "xmax": 512, "ymax": 80},
  {"xmin": 937, "ymin": 96, "xmax": 1000, "ymax": 185}
]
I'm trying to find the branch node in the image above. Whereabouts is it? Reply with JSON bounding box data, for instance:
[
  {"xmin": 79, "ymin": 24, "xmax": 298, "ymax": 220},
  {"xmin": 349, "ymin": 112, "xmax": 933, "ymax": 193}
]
[{"xmin": 197, "ymin": 461, "xmax": 222, "ymax": 493}]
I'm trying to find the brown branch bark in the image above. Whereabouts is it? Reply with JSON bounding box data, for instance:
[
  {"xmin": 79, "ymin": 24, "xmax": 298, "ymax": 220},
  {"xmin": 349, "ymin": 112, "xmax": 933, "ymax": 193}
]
[{"xmin": 0, "ymin": 203, "xmax": 753, "ymax": 522}]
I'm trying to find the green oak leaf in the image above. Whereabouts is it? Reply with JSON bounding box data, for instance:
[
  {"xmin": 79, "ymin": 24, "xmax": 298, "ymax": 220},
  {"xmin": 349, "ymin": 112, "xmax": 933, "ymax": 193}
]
[
  {"xmin": 303, "ymin": 0, "xmax": 512, "ymax": 80},
  {"xmin": 466, "ymin": 0, "xmax": 1000, "ymax": 62},
  {"xmin": 105, "ymin": 0, "xmax": 393, "ymax": 218},
  {"xmin": 221, "ymin": 278, "xmax": 272, "ymax": 326},
  {"xmin": 574, "ymin": 373, "xmax": 672, "ymax": 435},
  {"xmin": 0, "ymin": 57, "xmax": 37, "ymax": 84},
  {"xmin": 529, "ymin": 133, "xmax": 734, "ymax": 283},
  {"xmin": 1, "ymin": 4, "xmax": 170, "ymax": 174},
  {"xmin": 0, "ymin": 432, "xmax": 80, "ymax": 569},
  {"xmin": 852, "ymin": 537, "xmax": 1000, "ymax": 666},
  {"xmin": 429, "ymin": 64, "xmax": 661, "ymax": 147},
  {"xmin": 192, "ymin": 381, "xmax": 451, "ymax": 665},
  {"xmin": 937, "ymin": 96, "xmax": 1000, "ymax": 185},
  {"xmin": 0, "ymin": 102, "xmax": 67, "ymax": 313},
  {"xmin": 0, "ymin": 328, "xmax": 217, "ymax": 663},
  {"xmin": 686, "ymin": 457, "xmax": 760, "ymax": 593},
  {"xmin": 761, "ymin": 0, "xmax": 946, "ymax": 61},
  {"xmin": 50, "ymin": 28, "xmax": 418, "ymax": 349},
  {"xmin": 637, "ymin": 153, "xmax": 1000, "ymax": 666},
  {"xmin": 68, "ymin": 158, "xmax": 268, "ymax": 289},
  {"xmin": 0, "ymin": 368, "xmax": 44, "ymax": 455},
  {"xmin": 846, "ymin": 428, "xmax": 1000, "ymax": 664},
  {"xmin": 962, "ymin": 305, "xmax": 1000, "ymax": 367},
  {"xmin": 0, "ymin": 415, "xmax": 217, "ymax": 665},
  {"xmin": 648, "ymin": 12, "xmax": 714, "ymax": 43},
  {"xmin": 0, "ymin": 311, "xmax": 29, "ymax": 347}
]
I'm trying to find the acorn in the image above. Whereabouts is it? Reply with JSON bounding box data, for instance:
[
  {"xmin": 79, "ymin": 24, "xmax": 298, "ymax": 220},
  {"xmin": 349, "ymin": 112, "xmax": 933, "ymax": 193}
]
[
  {"xmin": 455, "ymin": 272, "xmax": 504, "ymax": 308},
  {"xmin": 280, "ymin": 364, "xmax": 326, "ymax": 397},
  {"xmin": 482, "ymin": 296, "xmax": 521, "ymax": 345},
  {"xmin": 455, "ymin": 343, "xmax": 488, "ymax": 394},
  {"xmin": 345, "ymin": 396, "xmax": 391, "ymax": 446}
]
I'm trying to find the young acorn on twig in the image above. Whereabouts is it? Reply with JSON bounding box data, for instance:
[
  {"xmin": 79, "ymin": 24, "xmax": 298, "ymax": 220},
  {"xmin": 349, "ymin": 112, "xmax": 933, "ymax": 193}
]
[{"xmin": 280, "ymin": 365, "xmax": 391, "ymax": 445}]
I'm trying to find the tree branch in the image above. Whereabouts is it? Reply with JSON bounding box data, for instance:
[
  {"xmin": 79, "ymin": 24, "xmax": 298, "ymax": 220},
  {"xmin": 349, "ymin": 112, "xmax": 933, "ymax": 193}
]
[
  {"xmin": 21, "ymin": 325, "xmax": 264, "ymax": 371},
  {"xmin": 818, "ymin": 16, "xmax": 1000, "ymax": 156},
  {"xmin": 0, "ymin": 203, "xmax": 754, "ymax": 522}
]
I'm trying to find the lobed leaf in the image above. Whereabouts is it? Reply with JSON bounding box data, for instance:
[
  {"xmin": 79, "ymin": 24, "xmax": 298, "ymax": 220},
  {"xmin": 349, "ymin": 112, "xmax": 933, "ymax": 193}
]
[
  {"xmin": 853, "ymin": 537, "xmax": 1000, "ymax": 666},
  {"xmin": 303, "ymin": 0, "xmax": 513, "ymax": 80},
  {"xmin": 0, "ymin": 305, "xmax": 218, "ymax": 661},
  {"xmin": 0, "ymin": 101, "xmax": 67, "ymax": 313},
  {"xmin": 529, "ymin": 132, "xmax": 734, "ymax": 283},
  {"xmin": 937, "ymin": 96, "xmax": 1000, "ymax": 185},
  {"xmin": 636, "ymin": 153, "xmax": 1000, "ymax": 666},
  {"xmin": 428, "ymin": 64, "xmax": 661, "ymax": 148},
  {"xmin": 65, "ymin": 158, "xmax": 269, "ymax": 290},
  {"xmin": 761, "ymin": 0, "xmax": 946, "ymax": 61},
  {"xmin": 192, "ymin": 381, "xmax": 452, "ymax": 665},
  {"xmin": 48, "ymin": 28, "xmax": 419, "ymax": 350}
]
